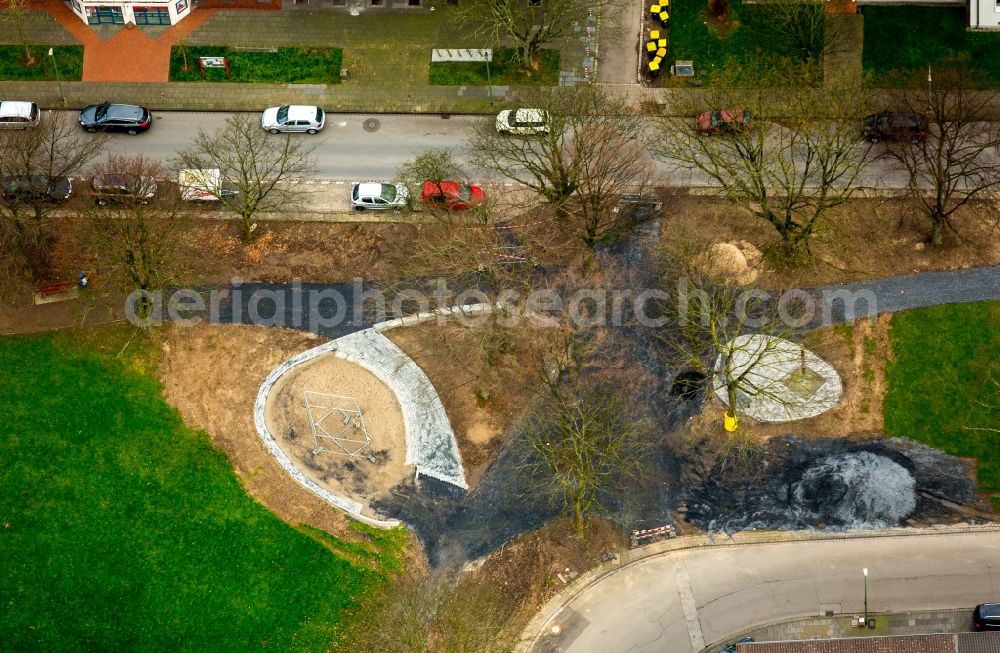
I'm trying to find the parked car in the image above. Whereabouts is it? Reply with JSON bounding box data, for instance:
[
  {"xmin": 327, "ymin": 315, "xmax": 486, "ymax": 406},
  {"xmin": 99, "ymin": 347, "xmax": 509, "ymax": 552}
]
[
  {"xmin": 496, "ymin": 108, "xmax": 550, "ymax": 135},
  {"xmin": 420, "ymin": 180, "xmax": 485, "ymax": 211},
  {"xmin": 79, "ymin": 102, "xmax": 152, "ymax": 134},
  {"xmin": 974, "ymin": 603, "xmax": 1000, "ymax": 631},
  {"xmin": 260, "ymin": 105, "xmax": 325, "ymax": 134},
  {"xmin": 717, "ymin": 637, "xmax": 754, "ymax": 653},
  {"xmin": 697, "ymin": 108, "xmax": 752, "ymax": 134},
  {"xmin": 1, "ymin": 175, "xmax": 72, "ymax": 203},
  {"xmin": 91, "ymin": 173, "xmax": 157, "ymax": 205},
  {"xmin": 862, "ymin": 111, "xmax": 928, "ymax": 143},
  {"xmin": 351, "ymin": 182, "xmax": 408, "ymax": 211},
  {"xmin": 0, "ymin": 100, "xmax": 41, "ymax": 130}
]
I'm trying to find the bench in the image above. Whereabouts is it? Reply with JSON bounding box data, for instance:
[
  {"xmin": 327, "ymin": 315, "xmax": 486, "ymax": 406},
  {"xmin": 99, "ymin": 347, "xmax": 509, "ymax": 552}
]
[{"xmin": 34, "ymin": 281, "xmax": 79, "ymax": 305}]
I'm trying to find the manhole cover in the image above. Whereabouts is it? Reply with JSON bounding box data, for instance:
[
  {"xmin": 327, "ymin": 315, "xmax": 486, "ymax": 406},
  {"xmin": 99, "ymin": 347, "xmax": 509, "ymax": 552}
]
[{"xmin": 363, "ymin": 118, "xmax": 380, "ymax": 132}]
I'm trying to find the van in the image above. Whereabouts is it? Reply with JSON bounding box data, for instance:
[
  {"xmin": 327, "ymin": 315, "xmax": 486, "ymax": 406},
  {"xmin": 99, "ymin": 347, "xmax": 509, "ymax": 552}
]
[
  {"xmin": 0, "ymin": 101, "xmax": 40, "ymax": 129},
  {"xmin": 974, "ymin": 603, "xmax": 1000, "ymax": 631}
]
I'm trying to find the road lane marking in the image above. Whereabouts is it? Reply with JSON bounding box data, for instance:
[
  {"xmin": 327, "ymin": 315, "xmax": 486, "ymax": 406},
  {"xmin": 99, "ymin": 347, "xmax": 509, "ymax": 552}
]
[{"xmin": 674, "ymin": 560, "xmax": 706, "ymax": 651}]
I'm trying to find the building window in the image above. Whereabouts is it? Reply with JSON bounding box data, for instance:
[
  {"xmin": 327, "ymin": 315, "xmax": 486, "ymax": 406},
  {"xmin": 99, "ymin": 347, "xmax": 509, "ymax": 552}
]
[
  {"xmin": 408, "ymin": 0, "xmax": 420, "ymax": 5},
  {"xmin": 134, "ymin": 6, "xmax": 171, "ymax": 24},
  {"xmin": 86, "ymin": 6, "xmax": 124, "ymax": 24},
  {"xmin": 371, "ymin": 0, "xmax": 383, "ymax": 6}
]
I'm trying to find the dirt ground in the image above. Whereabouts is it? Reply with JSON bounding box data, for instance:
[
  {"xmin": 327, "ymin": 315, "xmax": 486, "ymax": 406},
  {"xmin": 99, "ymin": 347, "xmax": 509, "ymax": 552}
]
[
  {"xmin": 661, "ymin": 195, "xmax": 1000, "ymax": 290},
  {"xmin": 384, "ymin": 323, "xmax": 539, "ymax": 489},
  {"xmin": 466, "ymin": 516, "xmax": 625, "ymax": 641},
  {"xmin": 264, "ymin": 352, "xmax": 409, "ymax": 516},
  {"xmin": 684, "ymin": 313, "xmax": 894, "ymax": 443},
  {"xmin": 3, "ymin": 217, "xmax": 412, "ymax": 308},
  {"xmin": 158, "ymin": 322, "xmax": 364, "ymax": 539}
]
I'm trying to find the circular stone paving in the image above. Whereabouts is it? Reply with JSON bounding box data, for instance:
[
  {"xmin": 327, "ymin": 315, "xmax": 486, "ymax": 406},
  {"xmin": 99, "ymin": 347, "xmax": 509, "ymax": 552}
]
[{"xmin": 713, "ymin": 334, "xmax": 843, "ymax": 422}]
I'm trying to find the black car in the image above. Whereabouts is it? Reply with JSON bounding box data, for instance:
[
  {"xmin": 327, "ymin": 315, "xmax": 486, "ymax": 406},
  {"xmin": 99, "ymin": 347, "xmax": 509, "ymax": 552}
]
[
  {"xmin": 1, "ymin": 175, "xmax": 73, "ymax": 203},
  {"xmin": 862, "ymin": 111, "xmax": 928, "ymax": 144},
  {"xmin": 79, "ymin": 102, "xmax": 152, "ymax": 134},
  {"xmin": 974, "ymin": 603, "xmax": 1000, "ymax": 631},
  {"xmin": 718, "ymin": 637, "xmax": 754, "ymax": 653}
]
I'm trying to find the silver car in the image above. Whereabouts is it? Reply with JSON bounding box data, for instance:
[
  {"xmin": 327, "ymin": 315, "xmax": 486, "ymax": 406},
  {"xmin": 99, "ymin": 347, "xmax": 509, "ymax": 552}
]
[
  {"xmin": 260, "ymin": 105, "xmax": 325, "ymax": 134},
  {"xmin": 495, "ymin": 108, "xmax": 550, "ymax": 135},
  {"xmin": 351, "ymin": 183, "xmax": 408, "ymax": 211},
  {"xmin": 0, "ymin": 100, "xmax": 40, "ymax": 130}
]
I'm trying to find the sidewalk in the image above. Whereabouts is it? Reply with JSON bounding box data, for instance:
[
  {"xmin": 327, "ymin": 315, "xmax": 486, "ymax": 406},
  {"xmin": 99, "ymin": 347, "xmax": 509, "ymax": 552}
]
[
  {"xmin": 0, "ymin": 1, "xmax": 629, "ymax": 112},
  {"xmin": 729, "ymin": 608, "xmax": 972, "ymax": 649}
]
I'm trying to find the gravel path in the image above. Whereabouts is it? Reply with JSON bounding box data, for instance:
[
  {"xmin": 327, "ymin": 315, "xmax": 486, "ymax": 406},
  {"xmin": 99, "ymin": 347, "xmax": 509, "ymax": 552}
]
[{"xmin": 804, "ymin": 264, "xmax": 1000, "ymax": 328}]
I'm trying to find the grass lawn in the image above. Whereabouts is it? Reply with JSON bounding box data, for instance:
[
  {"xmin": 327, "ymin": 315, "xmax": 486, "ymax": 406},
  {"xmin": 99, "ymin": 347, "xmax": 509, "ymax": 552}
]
[
  {"xmin": 862, "ymin": 6, "xmax": 1000, "ymax": 85},
  {"xmin": 668, "ymin": 0, "xmax": 822, "ymax": 85},
  {"xmin": 170, "ymin": 46, "xmax": 343, "ymax": 84},
  {"xmin": 429, "ymin": 48, "xmax": 559, "ymax": 86},
  {"xmin": 0, "ymin": 45, "xmax": 82, "ymax": 81},
  {"xmin": 884, "ymin": 302, "xmax": 1000, "ymax": 510},
  {"xmin": 0, "ymin": 325, "xmax": 403, "ymax": 651}
]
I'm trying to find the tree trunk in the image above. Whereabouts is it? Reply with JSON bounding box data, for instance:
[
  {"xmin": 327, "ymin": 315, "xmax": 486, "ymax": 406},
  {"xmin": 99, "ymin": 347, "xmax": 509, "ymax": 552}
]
[{"xmin": 930, "ymin": 219, "xmax": 944, "ymax": 246}]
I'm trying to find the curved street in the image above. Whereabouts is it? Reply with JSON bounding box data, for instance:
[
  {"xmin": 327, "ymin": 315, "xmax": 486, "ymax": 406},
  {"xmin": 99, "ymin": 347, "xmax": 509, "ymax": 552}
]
[{"xmin": 524, "ymin": 528, "xmax": 1000, "ymax": 653}]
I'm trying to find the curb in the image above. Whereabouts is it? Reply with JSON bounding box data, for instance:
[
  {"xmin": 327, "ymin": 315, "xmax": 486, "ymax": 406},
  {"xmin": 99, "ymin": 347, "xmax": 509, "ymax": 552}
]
[
  {"xmin": 251, "ymin": 303, "xmax": 493, "ymax": 528},
  {"xmin": 514, "ymin": 523, "xmax": 1000, "ymax": 652}
]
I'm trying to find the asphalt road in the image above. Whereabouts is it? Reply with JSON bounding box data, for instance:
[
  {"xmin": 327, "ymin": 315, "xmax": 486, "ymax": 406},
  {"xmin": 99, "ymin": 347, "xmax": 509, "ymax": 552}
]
[
  {"xmin": 529, "ymin": 529, "xmax": 1000, "ymax": 653},
  {"xmin": 68, "ymin": 110, "xmax": 483, "ymax": 180},
  {"xmin": 53, "ymin": 110, "xmax": 916, "ymax": 188}
]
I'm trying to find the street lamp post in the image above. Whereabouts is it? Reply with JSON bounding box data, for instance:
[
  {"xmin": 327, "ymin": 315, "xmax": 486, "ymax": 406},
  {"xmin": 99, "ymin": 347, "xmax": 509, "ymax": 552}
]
[
  {"xmin": 48, "ymin": 48, "xmax": 65, "ymax": 106},
  {"xmin": 863, "ymin": 568, "xmax": 869, "ymax": 626}
]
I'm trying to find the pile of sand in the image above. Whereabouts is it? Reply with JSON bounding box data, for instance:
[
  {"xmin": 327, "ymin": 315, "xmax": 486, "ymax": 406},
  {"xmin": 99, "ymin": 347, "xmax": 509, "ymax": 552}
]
[{"xmin": 693, "ymin": 240, "xmax": 763, "ymax": 286}]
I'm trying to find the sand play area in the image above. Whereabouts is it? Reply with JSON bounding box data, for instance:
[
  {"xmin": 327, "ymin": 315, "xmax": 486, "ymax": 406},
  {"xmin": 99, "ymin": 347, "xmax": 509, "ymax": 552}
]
[{"xmin": 264, "ymin": 351, "xmax": 410, "ymax": 510}]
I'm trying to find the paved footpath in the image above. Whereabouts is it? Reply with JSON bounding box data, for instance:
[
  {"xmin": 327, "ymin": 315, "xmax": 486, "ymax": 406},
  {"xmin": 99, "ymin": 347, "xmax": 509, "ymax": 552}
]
[{"xmin": 520, "ymin": 527, "xmax": 1000, "ymax": 653}]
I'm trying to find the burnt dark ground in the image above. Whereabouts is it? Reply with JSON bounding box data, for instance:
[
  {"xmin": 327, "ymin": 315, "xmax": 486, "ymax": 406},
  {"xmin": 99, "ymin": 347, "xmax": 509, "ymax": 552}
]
[
  {"xmin": 685, "ymin": 436, "xmax": 977, "ymax": 533},
  {"xmin": 373, "ymin": 218, "xmax": 692, "ymax": 568}
]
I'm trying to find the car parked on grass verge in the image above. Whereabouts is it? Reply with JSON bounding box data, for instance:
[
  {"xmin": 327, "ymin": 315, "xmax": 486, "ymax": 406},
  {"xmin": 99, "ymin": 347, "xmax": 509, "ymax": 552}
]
[
  {"xmin": 697, "ymin": 108, "xmax": 752, "ymax": 135},
  {"xmin": 261, "ymin": 105, "xmax": 325, "ymax": 134},
  {"xmin": 0, "ymin": 100, "xmax": 40, "ymax": 130},
  {"xmin": 91, "ymin": 173, "xmax": 157, "ymax": 205},
  {"xmin": 1, "ymin": 175, "xmax": 72, "ymax": 203},
  {"xmin": 862, "ymin": 111, "xmax": 928, "ymax": 144},
  {"xmin": 351, "ymin": 182, "xmax": 408, "ymax": 211},
  {"xmin": 974, "ymin": 603, "xmax": 1000, "ymax": 631},
  {"xmin": 420, "ymin": 180, "xmax": 485, "ymax": 211},
  {"xmin": 79, "ymin": 102, "xmax": 152, "ymax": 134},
  {"xmin": 496, "ymin": 108, "xmax": 550, "ymax": 135}
]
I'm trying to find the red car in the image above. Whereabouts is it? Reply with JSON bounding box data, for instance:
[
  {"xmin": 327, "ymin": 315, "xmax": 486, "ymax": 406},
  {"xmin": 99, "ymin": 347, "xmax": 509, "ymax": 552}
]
[
  {"xmin": 420, "ymin": 180, "xmax": 486, "ymax": 211},
  {"xmin": 696, "ymin": 108, "xmax": 753, "ymax": 134}
]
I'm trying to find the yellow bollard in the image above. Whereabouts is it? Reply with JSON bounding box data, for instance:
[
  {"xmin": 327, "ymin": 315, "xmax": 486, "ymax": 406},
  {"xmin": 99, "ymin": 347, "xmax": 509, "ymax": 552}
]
[{"xmin": 724, "ymin": 411, "xmax": 738, "ymax": 432}]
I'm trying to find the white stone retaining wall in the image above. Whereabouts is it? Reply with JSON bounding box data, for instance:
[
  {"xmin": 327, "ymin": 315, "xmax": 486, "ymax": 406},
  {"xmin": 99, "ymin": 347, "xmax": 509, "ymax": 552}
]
[{"xmin": 253, "ymin": 305, "xmax": 486, "ymax": 527}]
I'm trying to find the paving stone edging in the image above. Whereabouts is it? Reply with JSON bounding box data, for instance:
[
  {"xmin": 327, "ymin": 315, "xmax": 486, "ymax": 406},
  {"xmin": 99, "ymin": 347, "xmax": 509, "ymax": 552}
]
[
  {"xmin": 253, "ymin": 304, "xmax": 489, "ymax": 528},
  {"xmin": 515, "ymin": 522, "xmax": 1000, "ymax": 652}
]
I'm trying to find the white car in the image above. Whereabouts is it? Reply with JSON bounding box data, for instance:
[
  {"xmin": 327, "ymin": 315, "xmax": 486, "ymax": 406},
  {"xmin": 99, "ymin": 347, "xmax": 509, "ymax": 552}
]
[
  {"xmin": 260, "ymin": 105, "xmax": 325, "ymax": 134},
  {"xmin": 0, "ymin": 100, "xmax": 40, "ymax": 130},
  {"xmin": 495, "ymin": 108, "xmax": 550, "ymax": 135},
  {"xmin": 351, "ymin": 183, "xmax": 408, "ymax": 211}
]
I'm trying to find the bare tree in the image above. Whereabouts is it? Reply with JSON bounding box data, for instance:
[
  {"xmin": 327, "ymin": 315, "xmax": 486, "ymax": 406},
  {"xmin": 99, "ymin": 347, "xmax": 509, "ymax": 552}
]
[
  {"xmin": 468, "ymin": 85, "xmax": 651, "ymax": 246},
  {"xmin": 521, "ymin": 374, "xmax": 650, "ymax": 537},
  {"xmin": 568, "ymin": 127, "xmax": 657, "ymax": 246},
  {"xmin": 651, "ymin": 89, "xmax": 874, "ymax": 262},
  {"xmin": 888, "ymin": 67, "xmax": 1000, "ymax": 246},
  {"xmin": 653, "ymin": 258, "xmax": 804, "ymax": 432},
  {"xmin": 0, "ymin": 111, "xmax": 108, "ymax": 281},
  {"xmin": 456, "ymin": 0, "xmax": 618, "ymax": 69},
  {"xmin": 4, "ymin": 0, "xmax": 36, "ymax": 66},
  {"xmin": 174, "ymin": 114, "xmax": 316, "ymax": 242},
  {"xmin": 395, "ymin": 148, "xmax": 468, "ymax": 208},
  {"xmin": 84, "ymin": 154, "xmax": 188, "ymax": 321}
]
